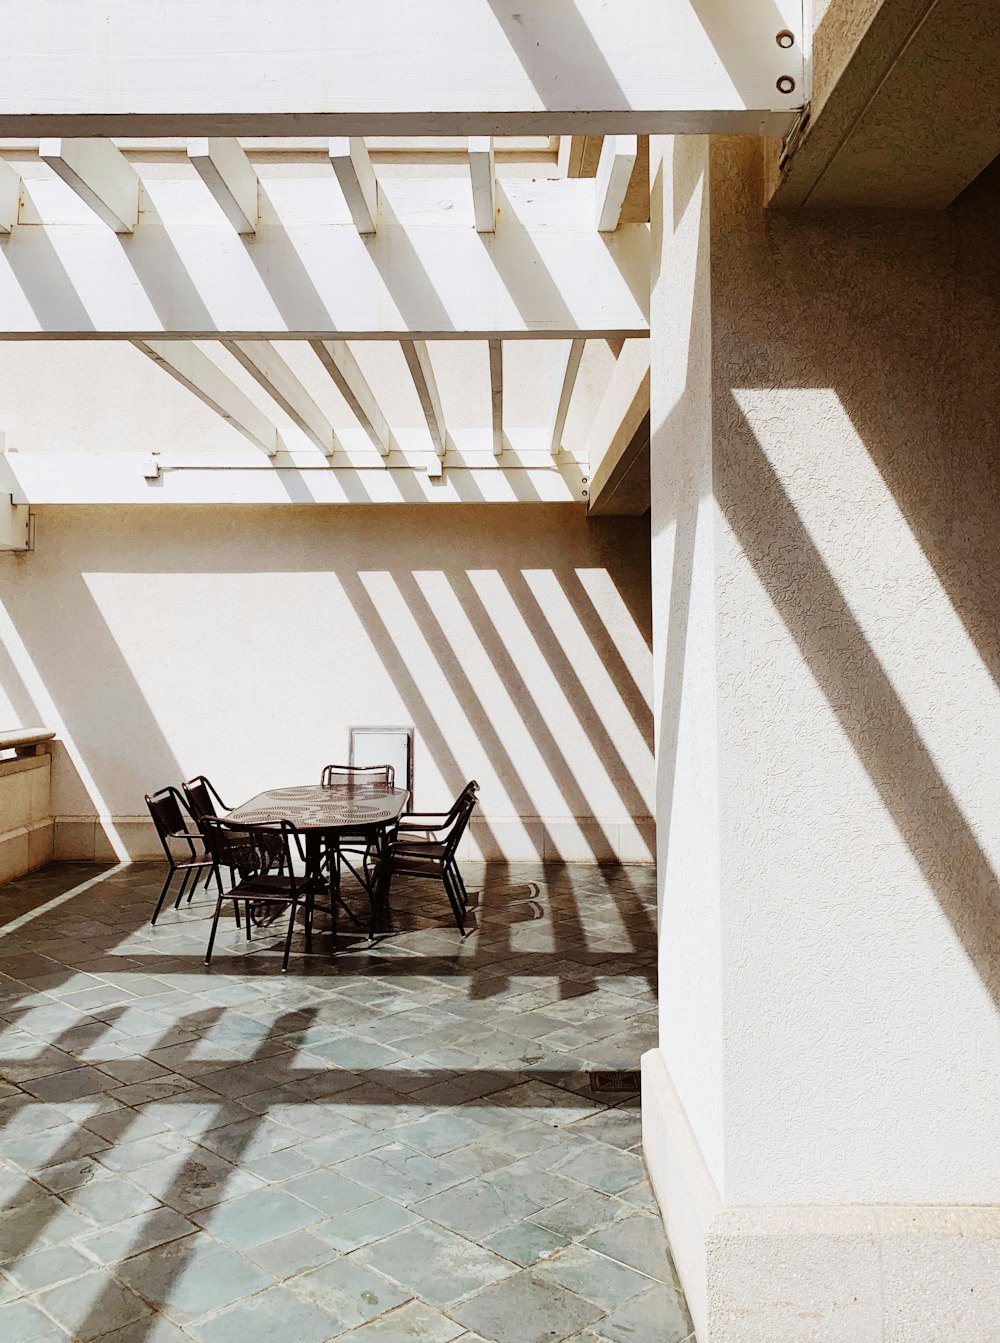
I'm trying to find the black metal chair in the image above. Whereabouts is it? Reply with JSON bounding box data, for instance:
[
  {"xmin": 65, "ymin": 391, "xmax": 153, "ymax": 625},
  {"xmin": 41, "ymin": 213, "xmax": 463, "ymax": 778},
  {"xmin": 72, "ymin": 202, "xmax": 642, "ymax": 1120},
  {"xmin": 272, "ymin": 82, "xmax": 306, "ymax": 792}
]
[
  {"xmin": 377, "ymin": 781, "xmax": 479, "ymax": 934},
  {"xmin": 320, "ymin": 764, "xmax": 394, "ymax": 789},
  {"xmin": 319, "ymin": 763, "xmax": 395, "ymax": 897},
  {"xmin": 146, "ymin": 786, "xmax": 215, "ymax": 925},
  {"xmin": 181, "ymin": 774, "xmax": 231, "ymax": 823},
  {"xmin": 201, "ymin": 817, "xmax": 331, "ymax": 972}
]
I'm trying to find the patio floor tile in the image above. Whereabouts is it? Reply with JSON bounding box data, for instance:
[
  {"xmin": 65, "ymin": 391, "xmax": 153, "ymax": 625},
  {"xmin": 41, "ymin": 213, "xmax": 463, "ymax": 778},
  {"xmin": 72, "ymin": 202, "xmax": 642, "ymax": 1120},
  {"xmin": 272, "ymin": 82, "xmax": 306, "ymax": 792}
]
[
  {"xmin": 290, "ymin": 1255, "xmax": 411, "ymax": 1328},
  {"xmin": 351, "ymin": 1221, "xmax": 516, "ymax": 1307},
  {"xmin": 37, "ymin": 1267, "xmax": 153, "ymax": 1340},
  {"xmin": 112, "ymin": 1234, "xmax": 272, "ymax": 1325},
  {"xmin": 188, "ymin": 1284, "xmax": 346, "ymax": 1343},
  {"xmin": 448, "ymin": 1270, "xmax": 604, "ymax": 1343},
  {"xmin": 0, "ymin": 861, "xmax": 674, "ymax": 1342}
]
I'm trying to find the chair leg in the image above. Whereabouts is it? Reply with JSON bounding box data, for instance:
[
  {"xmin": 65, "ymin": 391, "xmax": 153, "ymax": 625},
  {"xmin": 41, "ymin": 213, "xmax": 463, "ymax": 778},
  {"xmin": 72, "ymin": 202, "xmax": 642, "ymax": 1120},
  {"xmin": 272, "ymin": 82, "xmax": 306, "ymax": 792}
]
[
  {"xmin": 187, "ymin": 869, "xmax": 201, "ymax": 902},
  {"xmin": 281, "ymin": 897, "xmax": 299, "ymax": 972},
  {"xmin": 245, "ymin": 901, "xmax": 252, "ymax": 940},
  {"xmin": 204, "ymin": 897, "xmax": 225, "ymax": 965},
  {"xmin": 442, "ymin": 868, "xmax": 466, "ymax": 935},
  {"xmin": 450, "ymin": 862, "xmax": 469, "ymax": 909},
  {"xmin": 173, "ymin": 868, "xmax": 193, "ymax": 910},
  {"xmin": 150, "ymin": 866, "xmax": 175, "ymax": 925}
]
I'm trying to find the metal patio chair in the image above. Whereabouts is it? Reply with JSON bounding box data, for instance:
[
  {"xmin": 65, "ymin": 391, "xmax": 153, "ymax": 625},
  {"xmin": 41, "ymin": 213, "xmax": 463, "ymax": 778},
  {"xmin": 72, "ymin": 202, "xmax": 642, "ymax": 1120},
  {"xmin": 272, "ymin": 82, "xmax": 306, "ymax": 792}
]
[
  {"xmin": 201, "ymin": 816, "xmax": 331, "ymax": 972},
  {"xmin": 145, "ymin": 785, "xmax": 215, "ymax": 925},
  {"xmin": 181, "ymin": 774, "xmax": 232, "ymax": 823},
  {"xmin": 377, "ymin": 780, "xmax": 479, "ymax": 934},
  {"xmin": 319, "ymin": 763, "xmax": 396, "ymax": 896}
]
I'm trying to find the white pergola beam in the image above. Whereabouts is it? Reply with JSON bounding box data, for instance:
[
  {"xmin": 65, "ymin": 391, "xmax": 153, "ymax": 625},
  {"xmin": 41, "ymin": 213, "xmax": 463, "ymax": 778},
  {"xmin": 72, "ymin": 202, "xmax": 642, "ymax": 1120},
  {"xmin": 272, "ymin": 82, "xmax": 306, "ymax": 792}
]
[
  {"xmin": 39, "ymin": 138, "xmax": 139, "ymax": 233},
  {"xmin": 0, "ymin": 3, "xmax": 804, "ymax": 136},
  {"xmin": 0, "ymin": 177, "xmax": 648, "ymax": 337},
  {"xmin": 586, "ymin": 338, "xmax": 650, "ymax": 513},
  {"xmin": 488, "ymin": 340, "xmax": 503, "ymax": 457},
  {"xmin": 311, "ymin": 341, "xmax": 393, "ymax": 456},
  {"xmin": 550, "ymin": 339, "xmax": 585, "ymax": 457},
  {"xmin": 469, "ymin": 137, "xmax": 496, "ymax": 233},
  {"xmin": 596, "ymin": 136, "xmax": 638, "ymax": 232},
  {"xmin": 3, "ymin": 451, "xmax": 585, "ymax": 506},
  {"xmin": 402, "ymin": 341, "xmax": 447, "ymax": 458},
  {"xmin": 188, "ymin": 138, "xmax": 258, "ymax": 234},
  {"xmin": 329, "ymin": 138, "xmax": 378, "ymax": 234},
  {"xmin": 223, "ymin": 341, "xmax": 335, "ymax": 453},
  {"xmin": 133, "ymin": 340, "xmax": 280, "ymax": 456},
  {"xmin": 0, "ymin": 160, "xmax": 21, "ymax": 233}
]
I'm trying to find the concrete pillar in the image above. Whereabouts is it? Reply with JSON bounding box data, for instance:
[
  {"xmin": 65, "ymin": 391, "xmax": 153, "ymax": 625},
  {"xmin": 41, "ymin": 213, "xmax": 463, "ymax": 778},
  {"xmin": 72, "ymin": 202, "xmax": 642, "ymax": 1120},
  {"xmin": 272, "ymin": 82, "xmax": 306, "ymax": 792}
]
[{"xmin": 642, "ymin": 134, "xmax": 1000, "ymax": 1341}]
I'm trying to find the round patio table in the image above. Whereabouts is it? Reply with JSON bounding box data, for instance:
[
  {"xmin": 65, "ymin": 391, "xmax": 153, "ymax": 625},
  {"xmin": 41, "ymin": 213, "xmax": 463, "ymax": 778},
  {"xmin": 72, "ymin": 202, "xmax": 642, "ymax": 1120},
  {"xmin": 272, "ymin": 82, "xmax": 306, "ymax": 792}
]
[{"xmin": 227, "ymin": 783, "xmax": 409, "ymax": 935}]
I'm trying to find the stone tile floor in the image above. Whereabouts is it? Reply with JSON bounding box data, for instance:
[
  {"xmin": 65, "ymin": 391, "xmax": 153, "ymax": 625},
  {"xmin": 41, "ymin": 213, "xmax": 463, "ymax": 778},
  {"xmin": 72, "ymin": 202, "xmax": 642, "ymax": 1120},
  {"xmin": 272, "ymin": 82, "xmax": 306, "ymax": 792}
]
[{"xmin": 0, "ymin": 860, "xmax": 692, "ymax": 1343}]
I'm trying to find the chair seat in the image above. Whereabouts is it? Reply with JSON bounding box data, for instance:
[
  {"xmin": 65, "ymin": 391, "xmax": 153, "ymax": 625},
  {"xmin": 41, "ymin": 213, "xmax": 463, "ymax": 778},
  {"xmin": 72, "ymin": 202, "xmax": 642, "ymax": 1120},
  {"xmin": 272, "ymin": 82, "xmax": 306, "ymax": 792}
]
[
  {"xmin": 227, "ymin": 872, "xmax": 323, "ymax": 901},
  {"xmin": 387, "ymin": 854, "xmax": 448, "ymax": 878},
  {"xmin": 389, "ymin": 839, "xmax": 447, "ymax": 858},
  {"xmin": 177, "ymin": 853, "xmax": 213, "ymax": 871}
]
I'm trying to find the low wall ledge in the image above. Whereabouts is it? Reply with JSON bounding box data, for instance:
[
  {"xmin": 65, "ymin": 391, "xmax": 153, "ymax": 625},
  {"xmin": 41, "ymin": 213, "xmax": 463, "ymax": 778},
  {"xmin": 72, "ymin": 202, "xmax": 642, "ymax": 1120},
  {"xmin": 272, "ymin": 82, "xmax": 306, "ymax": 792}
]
[{"xmin": 0, "ymin": 728, "xmax": 55, "ymax": 757}]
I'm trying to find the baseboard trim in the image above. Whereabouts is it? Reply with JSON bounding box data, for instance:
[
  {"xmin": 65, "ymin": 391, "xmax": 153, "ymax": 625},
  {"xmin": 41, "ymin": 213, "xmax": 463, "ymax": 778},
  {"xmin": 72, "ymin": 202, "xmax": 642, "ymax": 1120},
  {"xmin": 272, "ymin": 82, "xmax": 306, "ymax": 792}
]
[{"xmin": 641, "ymin": 1047, "xmax": 1000, "ymax": 1342}]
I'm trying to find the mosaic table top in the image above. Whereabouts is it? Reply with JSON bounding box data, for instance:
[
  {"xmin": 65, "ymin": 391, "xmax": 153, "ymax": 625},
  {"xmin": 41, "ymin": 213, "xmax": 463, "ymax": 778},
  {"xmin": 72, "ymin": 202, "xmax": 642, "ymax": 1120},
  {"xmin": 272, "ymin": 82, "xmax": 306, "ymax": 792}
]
[{"xmin": 227, "ymin": 783, "xmax": 409, "ymax": 830}]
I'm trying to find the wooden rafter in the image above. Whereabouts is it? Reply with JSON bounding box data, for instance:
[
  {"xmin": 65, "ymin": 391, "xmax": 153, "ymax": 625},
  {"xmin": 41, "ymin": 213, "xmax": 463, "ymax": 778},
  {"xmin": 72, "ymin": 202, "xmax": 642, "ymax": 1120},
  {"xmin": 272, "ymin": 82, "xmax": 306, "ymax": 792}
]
[
  {"xmin": 39, "ymin": 137, "xmax": 139, "ymax": 232},
  {"xmin": 468, "ymin": 137, "xmax": 496, "ymax": 233},
  {"xmin": 329, "ymin": 137, "xmax": 378, "ymax": 234},
  {"xmin": 401, "ymin": 340, "xmax": 447, "ymax": 458},
  {"xmin": 488, "ymin": 339, "xmax": 503, "ymax": 456},
  {"xmin": 311, "ymin": 340, "xmax": 393, "ymax": 456},
  {"xmin": 133, "ymin": 340, "xmax": 280, "ymax": 456},
  {"xmin": 223, "ymin": 341, "xmax": 335, "ymax": 453},
  {"xmin": 550, "ymin": 339, "xmax": 585, "ymax": 457},
  {"xmin": 188, "ymin": 138, "xmax": 258, "ymax": 234}
]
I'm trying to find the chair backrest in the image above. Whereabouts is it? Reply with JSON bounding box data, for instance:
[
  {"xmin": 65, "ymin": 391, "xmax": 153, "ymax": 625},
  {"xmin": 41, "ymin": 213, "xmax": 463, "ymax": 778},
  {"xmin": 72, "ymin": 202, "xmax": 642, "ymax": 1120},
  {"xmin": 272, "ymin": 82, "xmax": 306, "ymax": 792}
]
[
  {"xmin": 145, "ymin": 786, "xmax": 196, "ymax": 858},
  {"xmin": 182, "ymin": 775, "xmax": 227, "ymax": 821},
  {"xmin": 321, "ymin": 763, "xmax": 394, "ymax": 789},
  {"xmin": 201, "ymin": 817, "xmax": 296, "ymax": 884},
  {"xmin": 442, "ymin": 781, "xmax": 479, "ymax": 860}
]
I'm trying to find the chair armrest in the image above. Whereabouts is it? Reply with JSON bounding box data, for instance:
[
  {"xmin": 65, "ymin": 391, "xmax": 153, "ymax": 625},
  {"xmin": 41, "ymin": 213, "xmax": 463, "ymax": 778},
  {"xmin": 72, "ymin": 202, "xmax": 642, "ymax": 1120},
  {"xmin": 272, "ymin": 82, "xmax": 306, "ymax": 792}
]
[{"xmin": 398, "ymin": 814, "xmax": 450, "ymax": 831}]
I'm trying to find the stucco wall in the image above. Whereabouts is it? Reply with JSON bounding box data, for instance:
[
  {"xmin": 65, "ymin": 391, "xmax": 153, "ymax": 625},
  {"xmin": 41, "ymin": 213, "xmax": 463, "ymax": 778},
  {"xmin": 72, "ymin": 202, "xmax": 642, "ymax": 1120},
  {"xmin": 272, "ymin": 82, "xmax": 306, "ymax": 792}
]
[
  {"xmin": 0, "ymin": 503, "xmax": 653, "ymax": 864},
  {"xmin": 713, "ymin": 137, "xmax": 1000, "ymax": 1205},
  {"xmin": 652, "ymin": 131, "xmax": 1000, "ymax": 1211},
  {"xmin": 650, "ymin": 137, "xmax": 726, "ymax": 1195}
]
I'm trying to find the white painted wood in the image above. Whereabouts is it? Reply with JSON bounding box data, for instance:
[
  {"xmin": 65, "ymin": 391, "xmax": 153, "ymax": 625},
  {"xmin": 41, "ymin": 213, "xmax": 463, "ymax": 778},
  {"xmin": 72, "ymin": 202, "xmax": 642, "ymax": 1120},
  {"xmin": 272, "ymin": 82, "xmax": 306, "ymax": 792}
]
[
  {"xmin": 0, "ymin": 160, "xmax": 21, "ymax": 234},
  {"xmin": 38, "ymin": 138, "xmax": 139, "ymax": 232},
  {"xmin": 0, "ymin": 455, "xmax": 30, "ymax": 549},
  {"xmin": 132, "ymin": 341, "xmax": 280, "ymax": 455},
  {"xmin": 586, "ymin": 337, "xmax": 650, "ymax": 507},
  {"xmin": 329, "ymin": 138, "xmax": 378, "ymax": 234},
  {"xmin": 3, "ymin": 451, "xmax": 586, "ymax": 506},
  {"xmin": 0, "ymin": 498, "xmax": 29, "ymax": 550},
  {"xmin": 188, "ymin": 138, "xmax": 258, "ymax": 234},
  {"xmin": 402, "ymin": 340, "xmax": 447, "ymax": 457},
  {"xmin": 0, "ymin": 2, "xmax": 805, "ymax": 136},
  {"xmin": 550, "ymin": 339, "xmax": 586, "ymax": 456},
  {"xmin": 311, "ymin": 341, "xmax": 393, "ymax": 455},
  {"xmin": 469, "ymin": 137, "xmax": 496, "ymax": 233},
  {"xmin": 596, "ymin": 136, "xmax": 638, "ymax": 232},
  {"xmin": 489, "ymin": 339, "xmax": 504, "ymax": 456},
  {"xmin": 223, "ymin": 341, "xmax": 335, "ymax": 453},
  {"xmin": 0, "ymin": 175, "xmax": 647, "ymax": 337}
]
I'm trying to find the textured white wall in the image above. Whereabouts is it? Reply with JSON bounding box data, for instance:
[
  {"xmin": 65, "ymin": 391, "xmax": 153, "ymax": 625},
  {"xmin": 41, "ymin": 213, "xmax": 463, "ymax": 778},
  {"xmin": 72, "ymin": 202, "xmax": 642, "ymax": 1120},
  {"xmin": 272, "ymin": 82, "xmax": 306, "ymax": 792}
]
[
  {"xmin": 713, "ymin": 138, "xmax": 1000, "ymax": 1205},
  {"xmin": 650, "ymin": 137, "xmax": 726, "ymax": 1194},
  {"xmin": 651, "ymin": 132, "xmax": 1000, "ymax": 1209},
  {"xmin": 0, "ymin": 503, "xmax": 653, "ymax": 864}
]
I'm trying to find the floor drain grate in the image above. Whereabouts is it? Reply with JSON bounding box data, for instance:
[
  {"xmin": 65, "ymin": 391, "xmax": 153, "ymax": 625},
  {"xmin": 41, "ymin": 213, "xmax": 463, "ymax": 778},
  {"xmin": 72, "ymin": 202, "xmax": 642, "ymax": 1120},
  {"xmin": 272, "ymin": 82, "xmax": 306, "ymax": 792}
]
[{"xmin": 589, "ymin": 1069, "xmax": 641, "ymax": 1093}]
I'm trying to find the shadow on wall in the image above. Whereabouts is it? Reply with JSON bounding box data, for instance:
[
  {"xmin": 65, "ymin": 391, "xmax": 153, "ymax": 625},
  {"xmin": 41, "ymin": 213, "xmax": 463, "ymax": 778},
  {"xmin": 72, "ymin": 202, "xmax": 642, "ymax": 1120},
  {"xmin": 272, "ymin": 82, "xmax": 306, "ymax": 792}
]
[
  {"xmin": 0, "ymin": 504, "xmax": 654, "ymax": 866},
  {"xmin": 653, "ymin": 136, "xmax": 1000, "ymax": 1022}
]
